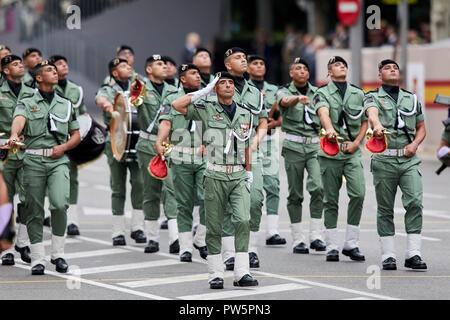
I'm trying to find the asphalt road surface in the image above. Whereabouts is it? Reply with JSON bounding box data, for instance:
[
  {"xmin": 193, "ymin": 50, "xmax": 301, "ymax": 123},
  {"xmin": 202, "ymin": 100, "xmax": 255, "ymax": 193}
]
[{"xmin": 1, "ymin": 144, "xmax": 449, "ymax": 302}]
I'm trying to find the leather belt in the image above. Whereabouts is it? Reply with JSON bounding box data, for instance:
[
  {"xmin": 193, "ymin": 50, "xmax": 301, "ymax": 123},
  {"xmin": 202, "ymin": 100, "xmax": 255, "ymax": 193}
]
[
  {"xmin": 25, "ymin": 148, "xmax": 53, "ymax": 157},
  {"xmin": 382, "ymin": 148, "xmax": 407, "ymax": 157},
  {"xmin": 206, "ymin": 162, "xmax": 244, "ymax": 174},
  {"xmin": 285, "ymin": 133, "xmax": 319, "ymax": 144},
  {"xmin": 139, "ymin": 130, "xmax": 158, "ymax": 141}
]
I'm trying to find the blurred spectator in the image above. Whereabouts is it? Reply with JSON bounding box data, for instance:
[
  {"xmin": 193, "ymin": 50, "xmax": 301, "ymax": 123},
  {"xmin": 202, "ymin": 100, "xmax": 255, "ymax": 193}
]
[
  {"xmin": 408, "ymin": 29, "xmax": 425, "ymax": 44},
  {"xmin": 383, "ymin": 25, "xmax": 398, "ymax": 46},
  {"xmin": 368, "ymin": 28, "xmax": 385, "ymax": 47},
  {"xmin": 181, "ymin": 32, "xmax": 200, "ymax": 64},
  {"xmin": 420, "ymin": 22, "xmax": 431, "ymax": 43},
  {"xmin": 330, "ymin": 23, "xmax": 349, "ymax": 49}
]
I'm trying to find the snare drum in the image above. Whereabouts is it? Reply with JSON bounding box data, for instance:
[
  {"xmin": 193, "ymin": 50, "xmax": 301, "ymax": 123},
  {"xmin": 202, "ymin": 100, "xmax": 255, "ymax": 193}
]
[{"xmin": 110, "ymin": 93, "xmax": 140, "ymax": 162}]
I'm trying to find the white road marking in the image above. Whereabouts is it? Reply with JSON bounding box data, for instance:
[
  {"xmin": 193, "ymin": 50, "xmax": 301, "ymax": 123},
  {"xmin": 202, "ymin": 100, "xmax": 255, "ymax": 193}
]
[
  {"xmin": 253, "ymin": 271, "xmax": 400, "ymax": 300},
  {"xmin": 73, "ymin": 259, "xmax": 182, "ymax": 275},
  {"xmin": 395, "ymin": 232, "xmax": 441, "ymax": 242},
  {"xmin": 119, "ymin": 273, "xmax": 210, "ymax": 288},
  {"xmin": 177, "ymin": 283, "xmax": 309, "ymax": 300},
  {"xmin": 82, "ymin": 207, "xmax": 131, "ymax": 217},
  {"xmin": 43, "ymin": 238, "xmax": 81, "ymax": 246},
  {"xmin": 47, "ymin": 248, "xmax": 129, "ymax": 260},
  {"xmin": 12, "ymin": 262, "xmax": 170, "ymax": 300}
]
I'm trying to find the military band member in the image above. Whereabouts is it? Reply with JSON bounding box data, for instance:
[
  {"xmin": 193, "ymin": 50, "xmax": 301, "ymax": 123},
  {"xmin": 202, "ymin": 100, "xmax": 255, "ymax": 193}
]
[
  {"xmin": 95, "ymin": 58, "xmax": 146, "ymax": 246},
  {"xmin": 22, "ymin": 48, "xmax": 42, "ymax": 87},
  {"xmin": 277, "ymin": 57, "xmax": 326, "ymax": 253},
  {"xmin": 9, "ymin": 60, "xmax": 81, "ymax": 275},
  {"xmin": 313, "ymin": 56, "xmax": 367, "ymax": 262},
  {"xmin": 49, "ymin": 55, "xmax": 88, "ymax": 236},
  {"xmin": 192, "ymin": 48, "xmax": 214, "ymax": 88},
  {"xmin": 0, "ymin": 45, "xmax": 12, "ymax": 73},
  {"xmin": 156, "ymin": 63, "xmax": 208, "ymax": 262},
  {"xmin": 172, "ymin": 71, "xmax": 258, "ymax": 289},
  {"xmin": 162, "ymin": 56, "xmax": 179, "ymax": 88},
  {"xmin": 0, "ymin": 55, "xmax": 34, "ymax": 266},
  {"xmin": 364, "ymin": 59, "xmax": 427, "ymax": 270},
  {"xmin": 221, "ymin": 47, "xmax": 268, "ymax": 270},
  {"xmin": 247, "ymin": 54, "xmax": 286, "ymax": 246},
  {"xmin": 103, "ymin": 45, "xmax": 147, "ymax": 85},
  {"xmin": 135, "ymin": 54, "xmax": 179, "ymax": 254}
]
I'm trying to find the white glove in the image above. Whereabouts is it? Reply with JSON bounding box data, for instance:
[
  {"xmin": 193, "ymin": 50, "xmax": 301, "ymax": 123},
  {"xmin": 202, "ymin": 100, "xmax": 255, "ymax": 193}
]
[
  {"xmin": 246, "ymin": 170, "xmax": 253, "ymax": 190},
  {"xmin": 189, "ymin": 76, "xmax": 220, "ymax": 102}
]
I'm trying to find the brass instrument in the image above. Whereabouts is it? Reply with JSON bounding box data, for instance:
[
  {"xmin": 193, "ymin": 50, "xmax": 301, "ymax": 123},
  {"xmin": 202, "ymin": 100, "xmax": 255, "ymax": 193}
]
[
  {"xmin": 0, "ymin": 134, "xmax": 26, "ymax": 164},
  {"xmin": 128, "ymin": 76, "xmax": 146, "ymax": 107},
  {"xmin": 366, "ymin": 128, "xmax": 391, "ymax": 140},
  {"xmin": 319, "ymin": 128, "xmax": 344, "ymax": 142},
  {"xmin": 154, "ymin": 141, "xmax": 173, "ymax": 161}
]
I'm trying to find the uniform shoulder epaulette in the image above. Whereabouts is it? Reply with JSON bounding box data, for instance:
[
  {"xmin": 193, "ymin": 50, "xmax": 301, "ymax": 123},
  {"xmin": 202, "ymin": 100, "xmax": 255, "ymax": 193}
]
[
  {"xmin": 282, "ymin": 83, "xmax": 290, "ymax": 88},
  {"xmin": 237, "ymin": 102, "xmax": 252, "ymax": 113},
  {"xmin": 350, "ymin": 83, "xmax": 364, "ymax": 91},
  {"xmin": 55, "ymin": 91, "xmax": 69, "ymax": 100},
  {"xmin": 20, "ymin": 92, "xmax": 35, "ymax": 100},
  {"xmin": 193, "ymin": 102, "xmax": 206, "ymax": 109},
  {"xmin": 23, "ymin": 81, "xmax": 35, "ymax": 88},
  {"xmin": 400, "ymin": 88, "xmax": 414, "ymax": 95}
]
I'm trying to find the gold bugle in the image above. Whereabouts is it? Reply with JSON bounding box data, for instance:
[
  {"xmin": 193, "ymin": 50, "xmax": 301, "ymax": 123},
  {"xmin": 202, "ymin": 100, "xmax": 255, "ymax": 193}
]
[{"xmin": 319, "ymin": 128, "xmax": 343, "ymax": 141}]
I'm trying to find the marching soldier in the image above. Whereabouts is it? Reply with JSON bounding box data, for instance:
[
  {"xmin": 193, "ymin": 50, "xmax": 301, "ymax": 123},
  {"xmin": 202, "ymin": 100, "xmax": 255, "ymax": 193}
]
[
  {"xmin": 221, "ymin": 47, "xmax": 268, "ymax": 270},
  {"xmin": 364, "ymin": 59, "xmax": 427, "ymax": 270},
  {"xmin": 162, "ymin": 56, "xmax": 179, "ymax": 88},
  {"xmin": 172, "ymin": 71, "xmax": 258, "ymax": 289},
  {"xmin": 247, "ymin": 54, "xmax": 286, "ymax": 246},
  {"xmin": 134, "ymin": 54, "xmax": 179, "ymax": 254},
  {"xmin": 156, "ymin": 63, "xmax": 208, "ymax": 262},
  {"xmin": 49, "ymin": 55, "xmax": 88, "ymax": 236},
  {"xmin": 103, "ymin": 45, "xmax": 147, "ymax": 85},
  {"xmin": 95, "ymin": 58, "xmax": 146, "ymax": 246},
  {"xmin": 192, "ymin": 48, "xmax": 214, "ymax": 88},
  {"xmin": 22, "ymin": 48, "xmax": 42, "ymax": 87},
  {"xmin": 0, "ymin": 55, "xmax": 34, "ymax": 266},
  {"xmin": 9, "ymin": 60, "xmax": 81, "ymax": 275},
  {"xmin": 0, "ymin": 45, "xmax": 11, "ymax": 72},
  {"xmin": 312, "ymin": 56, "xmax": 367, "ymax": 262},
  {"xmin": 276, "ymin": 57, "xmax": 326, "ymax": 253}
]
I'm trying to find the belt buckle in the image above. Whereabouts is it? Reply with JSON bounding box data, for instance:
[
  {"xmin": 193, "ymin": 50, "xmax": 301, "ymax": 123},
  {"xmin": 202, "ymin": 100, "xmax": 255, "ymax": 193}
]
[
  {"xmin": 44, "ymin": 149, "xmax": 52, "ymax": 157},
  {"xmin": 225, "ymin": 165, "xmax": 233, "ymax": 174},
  {"xmin": 398, "ymin": 149, "xmax": 405, "ymax": 157},
  {"xmin": 305, "ymin": 137, "xmax": 311, "ymax": 144}
]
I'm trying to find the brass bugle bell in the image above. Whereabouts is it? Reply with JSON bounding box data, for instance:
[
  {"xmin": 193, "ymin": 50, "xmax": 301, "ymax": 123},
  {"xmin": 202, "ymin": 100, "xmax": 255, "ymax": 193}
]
[{"xmin": 153, "ymin": 141, "xmax": 173, "ymax": 161}]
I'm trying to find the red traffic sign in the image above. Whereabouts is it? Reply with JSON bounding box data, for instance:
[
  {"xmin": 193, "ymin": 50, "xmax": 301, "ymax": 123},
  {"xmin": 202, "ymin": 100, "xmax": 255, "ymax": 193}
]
[{"xmin": 337, "ymin": 0, "xmax": 361, "ymax": 27}]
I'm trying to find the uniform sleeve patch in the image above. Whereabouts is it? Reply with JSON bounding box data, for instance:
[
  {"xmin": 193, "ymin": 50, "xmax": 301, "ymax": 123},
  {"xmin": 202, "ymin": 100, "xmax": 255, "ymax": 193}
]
[
  {"xmin": 160, "ymin": 104, "xmax": 171, "ymax": 115},
  {"xmin": 15, "ymin": 104, "xmax": 25, "ymax": 110},
  {"xmin": 194, "ymin": 103, "xmax": 206, "ymax": 109},
  {"xmin": 363, "ymin": 96, "xmax": 374, "ymax": 105}
]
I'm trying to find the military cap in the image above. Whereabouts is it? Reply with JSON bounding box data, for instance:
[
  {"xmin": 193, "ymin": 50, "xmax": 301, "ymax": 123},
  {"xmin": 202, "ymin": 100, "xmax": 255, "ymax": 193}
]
[
  {"xmin": 1, "ymin": 55, "xmax": 21, "ymax": 69},
  {"xmin": 162, "ymin": 56, "xmax": 177, "ymax": 66},
  {"xmin": 33, "ymin": 60, "xmax": 57, "ymax": 73},
  {"xmin": 178, "ymin": 63, "xmax": 199, "ymax": 75},
  {"xmin": 292, "ymin": 57, "xmax": 310, "ymax": 70},
  {"xmin": 224, "ymin": 47, "xmax": 246, "ymax": 59},
  {"xmin": 116, "ymin": 45, "xmax": 134, "ymax": 55},
  {"xmin": 193, "ymin": 47, "xmax": 212, "ymax": 58},
  {"xmin": 49, "ymin": 55, "xmax": 67, "ymax": 64},
  {"xmin": 22, "ymin": 48, "xmax": 42, "ymax": 59},
  {"xmin": 215, "ymin": 71, "xmax": 235, "ymax": 82},
  {"xmin": 327, "ymin": 56, "xmax": 348, "ymax": 69},
  {"xmin": 378, "ymin": 59, "xmax": 399, "ymax": 71},
  {"xmin": 247, "ymin": 54, "xmax": 265, "ymax": 64},
  {"xmin": 0, "ymin": 45, "xmax": 11, "ymax": 52},
  {"xmin": 146, "ymin": 54, "xmax": 163, "ymax": 65},
  {"xmin": 108, "ymin": 58, "xmax": 128, "ymax": 74}
]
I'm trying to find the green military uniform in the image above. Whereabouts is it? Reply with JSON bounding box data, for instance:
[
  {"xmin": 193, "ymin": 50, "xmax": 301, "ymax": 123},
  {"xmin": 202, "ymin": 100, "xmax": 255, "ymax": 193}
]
[
  {"xmin": 277, "ymin": 81, "xmax": 325, "ymax": 249},
  {"xmin": 248, "ymin": 80, "xmax": 281, "ymax": 223},
  {"xmin": 165, "ymin": 78, "xmax": 180, "ymax": 88},
  {"xmin": 185, "ymin": 97, "xmax": 253, "ymax": 282},
  {"xmin": 22, "ymin": 71, "xmax": 35, "ymax": 87},
  {"xmin": 55, "ymin": 79, "xmax": 87, "ymax": 229},
  {"xmin": 14, "ymin": 90, "xmax": 79, "ymax": 268},
  {"xmin": 160, "ymin": 88, "xmax": 207, "ymax": 257},
  {"xmin": 219, "ymin": 79, "xmax": 267, "ymax": 263},
  {"xmin": 0, "ymin": 77, "xmax": 35, "ymax": 261},
  {"xmin": 364, "ymin": 87, "xmax": 425, "ymax": 262},
  {"xmin": 312, "ymin": 81, "xmax": 366, "ymax": 254},
  {"xmin": 95, "ymin": 81, "xmax": 144, "ymax": 239},
  {"xmin": 135, "ymin": 80, "xmax": 180, "ymax": 249}
]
